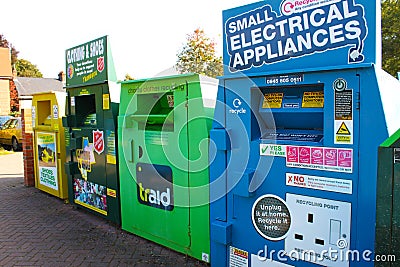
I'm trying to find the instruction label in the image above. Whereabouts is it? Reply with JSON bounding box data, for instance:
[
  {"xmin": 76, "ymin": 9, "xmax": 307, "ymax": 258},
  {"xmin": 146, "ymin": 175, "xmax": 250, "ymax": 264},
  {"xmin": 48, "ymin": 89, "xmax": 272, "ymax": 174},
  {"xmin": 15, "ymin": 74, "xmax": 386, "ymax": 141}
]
[
  {"xmin": 334, "ymin": 78, "xmax": 353, "ymax": 144},
  {"xmin": 260, "ymin": 144, "xmax": 286, "ymax": 157},
  {"xmin": 286, "ymin": 146, "xmax": 353, "ymax": 173},
  {"xmin": 302, "ymin": 91, "xmax": 324, "ymax": 108},
  {"xmin": 37, "ymin": 132, "xmax": 58, "ymax": 190},
  {"xmin": 53, "ymin": 105, "xmax": 59, "ymax": 119},
  {"xmin": 106, "ymin": 130, "xmax": 116, "ymax": 164},
  {"xmin": 230, "ymin": 246, "xmax": 248, "ymax": 267},
  {"xmin": 252, "ymin": 195, "xmax": 291, "ymax": 241},
  {"xmin": 262, "ymin": 132, "xmax": 323, "ymax": 142},
  {"xmin": 103, "ymin": 94, "xmax": 110, "ymax": 110},
  {"xmin": 286, "ymin": 173, "xmax": 352, "ymax": 194},
  {"xmin": 262, "ymin": 93, "xmax": 283, "ymax": 108},
  {"xmin": 285, "ymin": 193, "xmax": 351, "ymax": 267}
]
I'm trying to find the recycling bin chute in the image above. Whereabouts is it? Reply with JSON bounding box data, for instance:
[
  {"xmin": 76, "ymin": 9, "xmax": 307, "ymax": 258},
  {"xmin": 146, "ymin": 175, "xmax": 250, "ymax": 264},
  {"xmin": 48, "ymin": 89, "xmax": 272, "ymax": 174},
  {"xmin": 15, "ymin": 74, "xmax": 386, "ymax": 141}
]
[
  {"xmin": 118, "ymin": 73, "xmax": 218, "ymax": 262},
  {"xmin": 32, "ymin": 91, "xmax": 68, "ymax": 199},
  {"xmin": 62, "ymin": 35, "xmax": 121, "ymax": 224}
]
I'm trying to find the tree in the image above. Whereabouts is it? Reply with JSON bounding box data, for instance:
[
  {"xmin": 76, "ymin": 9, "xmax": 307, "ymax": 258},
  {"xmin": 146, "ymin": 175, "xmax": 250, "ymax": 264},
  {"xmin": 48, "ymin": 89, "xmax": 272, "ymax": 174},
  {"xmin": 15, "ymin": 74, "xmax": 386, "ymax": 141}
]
[
  {"xmin": 9, "ymin": 80, "xmax": 19, "ymax": 112},
  {"xmin": 15, "ymin": 59, "xmax": 43, "ymax": 78},
  {"xmin": 0, "ymin": 34, "xmax": 19, "ymax": 65},
  {"xmin": 124, "ymin": 73, "xmax": 135, "ymax": 81},
  {"xmin": 176, "ymin": 28, "xmax": 223, "ymax": 78},
  {"xmin": 381, "ymin": 0, "xmax": 400, "ymax": 77}
]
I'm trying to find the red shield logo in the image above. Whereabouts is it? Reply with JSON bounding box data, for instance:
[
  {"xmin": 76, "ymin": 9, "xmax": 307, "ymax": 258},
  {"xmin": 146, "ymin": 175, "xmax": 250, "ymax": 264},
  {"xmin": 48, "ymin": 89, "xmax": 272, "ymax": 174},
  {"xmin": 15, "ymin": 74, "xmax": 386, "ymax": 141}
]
[
  {"xmin": 93, "ymin": 130, "xmax": 104, "ymax": 155},
  {"xmin": 97, "ymin": 56, "xmax": 105, "ymax": 73}
]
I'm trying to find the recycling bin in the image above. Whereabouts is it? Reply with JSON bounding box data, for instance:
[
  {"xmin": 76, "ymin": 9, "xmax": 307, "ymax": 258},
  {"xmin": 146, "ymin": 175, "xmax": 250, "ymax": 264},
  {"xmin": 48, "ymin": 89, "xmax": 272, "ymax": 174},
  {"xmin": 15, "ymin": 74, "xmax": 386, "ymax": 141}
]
[
  {"xmin": 118, "ymin": 73, "xmax": 217, "ymax": 262},
  {"xmin": 62, "ymin": 36, "xmax": 121, "ymax": 224},
  {"xmin": 209, "ymin": 1, "xmax": 400, "ymax": 266},
  {"xmin": 376, "ymin": 128, "xmax": 400, "ymax": 266},
  {"xmin": 32, "ymin": 91, "xmax": 68, "ymax": 199}
]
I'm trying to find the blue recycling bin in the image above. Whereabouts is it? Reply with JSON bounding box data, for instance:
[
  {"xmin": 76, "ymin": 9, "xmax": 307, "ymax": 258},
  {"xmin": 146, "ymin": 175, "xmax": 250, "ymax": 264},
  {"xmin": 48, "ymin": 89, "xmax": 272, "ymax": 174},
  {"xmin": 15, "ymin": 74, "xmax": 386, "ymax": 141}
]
[{"xmin": 209, "ymin": 1, "xmax": 400, "ymax": 266}]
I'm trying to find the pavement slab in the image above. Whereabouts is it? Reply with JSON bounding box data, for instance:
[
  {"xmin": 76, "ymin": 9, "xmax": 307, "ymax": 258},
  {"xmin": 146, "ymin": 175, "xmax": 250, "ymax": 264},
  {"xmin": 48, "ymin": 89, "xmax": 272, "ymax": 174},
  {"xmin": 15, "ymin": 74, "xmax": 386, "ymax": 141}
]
[{"xmin": 0, "ymin": 152, "xmax": 209, "ymax": 267}]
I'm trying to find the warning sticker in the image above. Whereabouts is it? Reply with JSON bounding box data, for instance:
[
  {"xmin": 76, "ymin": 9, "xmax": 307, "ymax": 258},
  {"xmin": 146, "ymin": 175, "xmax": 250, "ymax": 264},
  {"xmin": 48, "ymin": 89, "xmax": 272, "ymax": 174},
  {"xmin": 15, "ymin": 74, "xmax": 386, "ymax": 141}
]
[
  {"xmin": 334, "ymin": 78, "xmax": 353, "ymax": 144},
  {"xmin": 335, "ymin": 120, "xmax": 353, "ymax": 144},
  {"xmin": 262, "ymin": 93, "xmax": 283, "ymax": 108},
  {"xmin": 230, "ymin": 246, "xmax": 248, "ymax": 267},
  {"xmin": 302, "ymin": 91, "xmax": 324, "ymax": 108},
  {"xmin": 286, "ymin": 173, "xmax": 352, "ymax": 194},
  {"xmin": 336, "ymin": 122, "xmax": 351, "ymax": 135}
]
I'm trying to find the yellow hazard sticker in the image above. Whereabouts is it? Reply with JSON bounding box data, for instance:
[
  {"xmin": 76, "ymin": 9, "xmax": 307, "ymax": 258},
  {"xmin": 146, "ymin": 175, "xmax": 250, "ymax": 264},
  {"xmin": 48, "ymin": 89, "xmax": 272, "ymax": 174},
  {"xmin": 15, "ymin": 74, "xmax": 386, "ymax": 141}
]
[
  {"xmin": 106, "ymin": 154, "xmax": 116, "ymax": 165},
  {"xmin": 262, "ymin": 93, "xmax": 283, "ymax": 108},
  {"xmin": 107, "ymin": 188, "xmax": 117, "ymax": 198},
  {"xmin": 302, "ymin": 91, "xmax": 324, "ymax": 108},
  {"xmin": 336, "ymin": 122, "xmax": 351, "ymax": 135}
]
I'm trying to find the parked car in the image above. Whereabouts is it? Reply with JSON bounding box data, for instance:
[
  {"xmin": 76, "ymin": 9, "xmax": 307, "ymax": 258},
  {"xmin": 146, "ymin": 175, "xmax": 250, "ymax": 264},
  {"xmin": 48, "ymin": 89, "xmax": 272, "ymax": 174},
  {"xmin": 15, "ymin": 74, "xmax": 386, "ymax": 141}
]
[
  {"xmin": 0, "ymin": 115, "xmax": 12, "ymax": 128},
  {"xmin": 0, "ymin": 117, "xmax": 23, "ymax": 151}
]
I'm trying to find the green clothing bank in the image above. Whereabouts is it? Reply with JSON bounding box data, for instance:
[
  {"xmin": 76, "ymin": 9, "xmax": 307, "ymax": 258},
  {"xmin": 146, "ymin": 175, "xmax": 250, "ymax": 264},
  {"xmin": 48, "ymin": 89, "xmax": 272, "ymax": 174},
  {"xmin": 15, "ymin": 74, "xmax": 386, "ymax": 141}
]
[
  {"xmin": 118, "ymin": 73, "xmax": 217, "ymax": 262},
  {"xmin": 62, "ymin": 36, "xmax": 121, "ymax": 224}
]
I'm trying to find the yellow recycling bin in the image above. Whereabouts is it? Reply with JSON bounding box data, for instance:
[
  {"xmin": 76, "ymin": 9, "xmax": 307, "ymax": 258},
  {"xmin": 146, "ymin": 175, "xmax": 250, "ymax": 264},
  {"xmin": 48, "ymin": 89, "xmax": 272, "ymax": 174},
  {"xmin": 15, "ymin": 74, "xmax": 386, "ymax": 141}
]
[{"xmin": 32, "ymin": 91, "xmax": 68, "ymax": 199}]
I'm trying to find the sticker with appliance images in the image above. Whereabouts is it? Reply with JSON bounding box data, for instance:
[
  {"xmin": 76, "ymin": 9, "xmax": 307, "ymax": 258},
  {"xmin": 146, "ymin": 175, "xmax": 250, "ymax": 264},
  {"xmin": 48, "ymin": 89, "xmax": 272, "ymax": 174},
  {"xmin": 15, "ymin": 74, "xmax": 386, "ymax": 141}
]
[
  {"xmin": 333, "ymin": 78, "xmax": 353, "ymax": 144},
  {"xmin": 286, "ymin": 146, "xmax": 353, "ymax": 173}
]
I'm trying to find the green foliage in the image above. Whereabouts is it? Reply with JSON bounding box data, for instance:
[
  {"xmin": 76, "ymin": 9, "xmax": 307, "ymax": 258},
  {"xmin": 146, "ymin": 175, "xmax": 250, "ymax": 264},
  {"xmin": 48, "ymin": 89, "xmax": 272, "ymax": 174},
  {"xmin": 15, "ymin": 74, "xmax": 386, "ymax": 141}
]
[
  {"xmin": 0, "ymin": 34, "xmax": 19, "ymax": 65},
  {"xmin": 124, "ymin": 73, "xmax": 135, "ymax": 81},
  {"xmin": 382, "ymin": 0, "xmax": 400, "ymax": 77},
  {"xmin": 15, "ymin": 59, "xmax": 43, "ymax": 78},
  {"xmin": 176, "ymin": 28, "xmax": 223, "ymax": 78}
]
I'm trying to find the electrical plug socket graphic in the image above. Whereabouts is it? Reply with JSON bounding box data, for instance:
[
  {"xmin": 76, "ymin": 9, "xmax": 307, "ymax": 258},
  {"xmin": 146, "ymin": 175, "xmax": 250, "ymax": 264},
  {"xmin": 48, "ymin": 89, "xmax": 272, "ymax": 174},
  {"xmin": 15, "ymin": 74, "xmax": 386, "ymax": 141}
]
[{"xmin": 284, "ymin": 193, "xmax": 351, "ymax": 267}]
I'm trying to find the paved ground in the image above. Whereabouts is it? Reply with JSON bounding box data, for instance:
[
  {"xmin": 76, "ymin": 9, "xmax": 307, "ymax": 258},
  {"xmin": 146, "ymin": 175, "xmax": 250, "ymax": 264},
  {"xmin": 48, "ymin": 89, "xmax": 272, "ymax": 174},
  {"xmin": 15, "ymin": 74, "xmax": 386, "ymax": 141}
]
[{"xmin": 0, "ymin": 152, "xmax": 209, "ymax": 267}]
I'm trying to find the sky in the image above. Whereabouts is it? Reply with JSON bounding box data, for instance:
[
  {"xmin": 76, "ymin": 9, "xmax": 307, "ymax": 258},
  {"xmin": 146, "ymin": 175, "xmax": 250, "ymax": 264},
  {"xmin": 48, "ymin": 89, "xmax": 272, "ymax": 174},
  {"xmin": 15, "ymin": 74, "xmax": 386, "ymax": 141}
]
[{"xmin": 2, "ymin": 0, "xmax": 258, "ymax": 80}]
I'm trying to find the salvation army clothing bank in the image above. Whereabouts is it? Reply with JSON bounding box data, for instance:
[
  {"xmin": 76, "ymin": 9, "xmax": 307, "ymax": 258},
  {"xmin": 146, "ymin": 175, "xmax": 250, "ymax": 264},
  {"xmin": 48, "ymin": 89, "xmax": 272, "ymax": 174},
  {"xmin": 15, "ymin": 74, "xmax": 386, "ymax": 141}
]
[{"xmin": 209, "ymin": 0, "xmax": 400, "ymax": 267}]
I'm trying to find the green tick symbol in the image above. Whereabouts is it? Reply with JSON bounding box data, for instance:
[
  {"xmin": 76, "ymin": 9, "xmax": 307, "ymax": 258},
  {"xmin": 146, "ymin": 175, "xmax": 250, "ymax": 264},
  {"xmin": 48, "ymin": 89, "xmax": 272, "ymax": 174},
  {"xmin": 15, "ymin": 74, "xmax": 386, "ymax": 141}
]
[{"xmin": 261, "ymin": 146, "xmax": 268, "ymax": 154}]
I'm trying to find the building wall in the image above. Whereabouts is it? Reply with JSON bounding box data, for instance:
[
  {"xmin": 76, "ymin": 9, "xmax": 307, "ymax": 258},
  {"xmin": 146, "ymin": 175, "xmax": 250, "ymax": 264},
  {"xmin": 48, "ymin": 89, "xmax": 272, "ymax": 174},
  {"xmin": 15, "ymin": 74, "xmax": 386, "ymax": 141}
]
[
  {"xmin": 0, "ymin": 79, "xmax": 10, "ymax": 115},
  {"xmin": 22, "ymin": 108, "xmax": 34, "ymax": 186}
]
